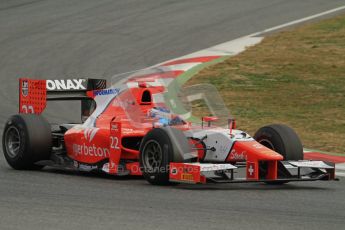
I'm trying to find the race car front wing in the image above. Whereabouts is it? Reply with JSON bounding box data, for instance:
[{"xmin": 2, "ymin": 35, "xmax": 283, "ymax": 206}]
[{"xmin": 169, "ymin": 160, "xmax": 336, "ymax": 184}]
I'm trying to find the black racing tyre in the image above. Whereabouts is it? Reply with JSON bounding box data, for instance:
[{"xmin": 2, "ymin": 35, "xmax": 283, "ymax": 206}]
[
  {"xmin": 254, "ymin": 124, "xmax": 303, "ymax": 185},
  {"xmin": 139, "ymin": 127, "xmax": 191, "ymax": 185},
  {"xmin": 2, "ymin": 114, "xmax": 52, "ymax": 170},
  {"xmin": 254, "ymin": 124, "xmax": 303, "ymax": 160}
]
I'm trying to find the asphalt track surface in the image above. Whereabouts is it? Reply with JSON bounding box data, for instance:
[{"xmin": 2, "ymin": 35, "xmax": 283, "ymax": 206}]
[{"xmin": 1, "ymin": 1, "xmax": 345, "ymax": 229}]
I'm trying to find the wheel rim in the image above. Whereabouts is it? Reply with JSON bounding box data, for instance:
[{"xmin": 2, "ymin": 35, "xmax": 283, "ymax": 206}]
[
  {"xmin": 259, "ymin": 139, "xmax": 275, "ymax": 151},
  {"xmin": 5, "ymin": 126, "xmax": 21, "ymax": 158},
  {"xmin": 143, "ymin": 140, "xmax": 163, "ymax": 171}
]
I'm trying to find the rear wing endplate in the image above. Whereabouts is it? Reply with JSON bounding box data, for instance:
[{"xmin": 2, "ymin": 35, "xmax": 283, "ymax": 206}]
[{"xmin": 19, "ymin": 78, "xmax": 106, "ymax": 115}]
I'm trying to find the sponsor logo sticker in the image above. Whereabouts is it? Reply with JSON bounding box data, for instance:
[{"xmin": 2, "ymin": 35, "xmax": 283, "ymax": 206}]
[
  {"xmin": 181, "ymin": 173, "xmax": 194, "ymax": 181},
  {"xmin": 229, "ymin": 149, "xmax": 247, "ymax": 160},
  {"xmin": 72, "ymin": 143, "xmax": 110, "ymax": 158},
  {"xmin": 247, "ymin": 162, "xmax": 256, "ymax": 178},
  {"xmin": 21, "ymin": 80, "xmax": 29, "ymax": 97},
  {"xmin": 46, "ymin": 79, "xmax": 86, "ymax": 91},
  {"xmin": 94, "ymin": 88, "xmax": 120, "ymax": 96}
]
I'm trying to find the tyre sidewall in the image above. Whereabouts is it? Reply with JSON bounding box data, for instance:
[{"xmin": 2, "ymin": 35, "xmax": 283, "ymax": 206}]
[
  {"xmin": 139, "ymin": 128, "xmax": 174, "ymax": 185},
  {"xmin": 2, "ymin": 114, "xmax": 52, "ymax": 169},
  {"xmin": 3, "ymin": 115, "xmax": 32, "ymax": 169},
  {"xmin": 139, "ymin": 128, "xmax": 184, "ymax": 185},
  {"xmin": 254, "ymin": 127, "xmax": 286, "ymax": 157}
]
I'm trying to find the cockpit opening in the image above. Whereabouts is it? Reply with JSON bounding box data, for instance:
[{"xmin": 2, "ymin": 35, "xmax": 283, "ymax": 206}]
[{"xmin": 141, "ymin": 90, "xmax": 152, "ymax": 104}]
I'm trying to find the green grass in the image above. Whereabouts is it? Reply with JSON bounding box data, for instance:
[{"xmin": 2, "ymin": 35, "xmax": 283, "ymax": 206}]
[{"xmin": 187, "ymin": 14, "xmax": 345, "ymax": 154}]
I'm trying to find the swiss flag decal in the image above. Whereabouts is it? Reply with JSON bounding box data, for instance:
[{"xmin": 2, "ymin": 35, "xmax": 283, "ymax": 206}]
[{"xmin": 246, "ymin": 162, "xmax": 258, "ymax": 180}]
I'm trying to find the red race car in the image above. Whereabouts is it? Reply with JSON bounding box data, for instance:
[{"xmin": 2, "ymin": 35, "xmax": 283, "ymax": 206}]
[{"xmin": 2, "ymin": 74, "xmax": 336, "ymax": 185}]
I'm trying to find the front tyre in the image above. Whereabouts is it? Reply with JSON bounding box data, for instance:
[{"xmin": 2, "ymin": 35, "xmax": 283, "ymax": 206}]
[
  {"xmin": 254, "ymin": 124, "xmax": 303, "ymax": 160},
  {"xmin": 254, "ymin": 124, "xmax": 303, "ymax": 185},
  {"xmin": 2, "ymin": 114, "xmax": 52, "ymax": 170}
]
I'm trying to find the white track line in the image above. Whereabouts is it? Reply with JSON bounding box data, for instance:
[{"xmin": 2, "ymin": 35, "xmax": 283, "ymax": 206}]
[
  {"xmin": 178, "ymin": 36, "xmax": 263, "ymax": 59},
  {"xmin": 115, "ymin": 4, "xmax": 345, "ymax": 81},
  {"xmin": 336, "ymin": 163, "xmax": 345, "ymax": 177},
  {"xmin": 175, "ymin": 4, "xmax": 345, "ymax": 60},
  {"xmin": 251, "ymin": 5, "xmax": 345, "ymax": 36}
]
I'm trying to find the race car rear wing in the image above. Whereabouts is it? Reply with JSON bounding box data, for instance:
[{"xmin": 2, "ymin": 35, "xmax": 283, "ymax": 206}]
[{"xmin": 19, "ymin": 78, "xmax": 106, "ymax": 117}]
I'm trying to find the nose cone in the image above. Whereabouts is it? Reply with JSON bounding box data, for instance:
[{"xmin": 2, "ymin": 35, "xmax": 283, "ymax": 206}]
[{"xmin": 227, "ymin": 141, "xmax": 284, "ymax": 162}]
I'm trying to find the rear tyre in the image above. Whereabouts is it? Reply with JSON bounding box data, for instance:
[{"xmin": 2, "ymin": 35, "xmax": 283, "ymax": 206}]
[
  {"xmin": 139, "ymin": 127, "xmax": 190, "ymax": 185},
  {"xmin": 2, "ymin": 114, "xmax": 52, "ymax": 170},
  {"xmin": 254, "ymin": 124, "xmax": 303, "ymax": 185}
]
